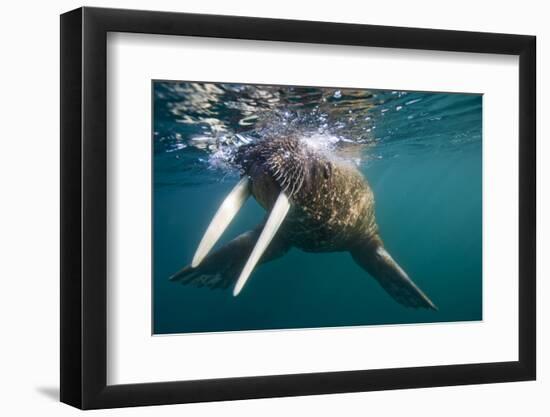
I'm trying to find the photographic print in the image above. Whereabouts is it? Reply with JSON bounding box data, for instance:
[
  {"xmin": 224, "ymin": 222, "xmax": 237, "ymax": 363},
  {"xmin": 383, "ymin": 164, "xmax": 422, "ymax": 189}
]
[{"xmin": 153, "ymin": 81, "xmax": 482, "ymax": 335}]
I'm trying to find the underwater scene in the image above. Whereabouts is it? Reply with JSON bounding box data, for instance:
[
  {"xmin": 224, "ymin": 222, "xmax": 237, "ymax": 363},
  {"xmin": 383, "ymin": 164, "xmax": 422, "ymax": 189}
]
[{"xmin": 153, "ymin": 81, "xmax": 482, "ymax": 335}]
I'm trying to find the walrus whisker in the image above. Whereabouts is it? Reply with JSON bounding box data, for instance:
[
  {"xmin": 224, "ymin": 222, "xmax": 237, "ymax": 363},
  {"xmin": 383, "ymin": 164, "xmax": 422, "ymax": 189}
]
[
  {"xmin": 296, "ymin": 165, "xmax": 305, "ymax": 194},
  {"xmin": 233, "ymin": 192, "xmax": 290, "ymax": 296},
  {"xmin": 192, "ymin": 177, "xmax": 251, "ymax": 268},
  {"xmin": 290, "ymin": 168, "xmax": 303, "ymax": 197}
]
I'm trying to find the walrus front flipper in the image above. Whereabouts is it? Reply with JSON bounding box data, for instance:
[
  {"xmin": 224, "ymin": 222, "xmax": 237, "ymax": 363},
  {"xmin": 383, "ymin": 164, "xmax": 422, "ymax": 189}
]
[
  {"xmin": 170, "ymin": 225, "xmax": 290, "ymax": 291},
  {"xmin": 351, "ymin": 240, "xmax": 437, "ymax": 310}
]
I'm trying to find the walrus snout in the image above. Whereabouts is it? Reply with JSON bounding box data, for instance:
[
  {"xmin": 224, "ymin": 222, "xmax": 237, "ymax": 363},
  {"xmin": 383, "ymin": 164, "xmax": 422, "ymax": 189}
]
[
  {"xmin": 235, "ymin": 136, "xmax": 309, "ymax": 199},
  {"xmin": 247, "ymin": 164, "xmax": 284, "ymax": 211}
]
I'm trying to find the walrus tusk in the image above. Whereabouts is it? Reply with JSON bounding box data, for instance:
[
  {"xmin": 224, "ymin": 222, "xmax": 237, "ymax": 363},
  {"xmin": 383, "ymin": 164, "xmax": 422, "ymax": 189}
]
[
  {"xmin": 192, "ymin": 177, "xmax": 251, "ymax": 268},
  {"xmin": 233, "ymin": 192, "xmax": 290, "ymax": 296}
]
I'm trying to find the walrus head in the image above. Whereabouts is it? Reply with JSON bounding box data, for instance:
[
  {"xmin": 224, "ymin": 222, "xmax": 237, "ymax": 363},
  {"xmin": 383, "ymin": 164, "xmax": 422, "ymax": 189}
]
[
  {"xmin": 235, "ymin": 136, "xmax": 333, "ymax": 201},
  {"xmin": 191, "ymin": 136, "xmax": 332, "ymax": 295}
]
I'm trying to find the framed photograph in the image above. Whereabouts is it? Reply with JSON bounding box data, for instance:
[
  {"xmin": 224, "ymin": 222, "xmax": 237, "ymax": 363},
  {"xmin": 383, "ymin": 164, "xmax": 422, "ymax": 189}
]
[{"xmin": 60, "ymin": 7, "xmax": 536, "ymax": 409}]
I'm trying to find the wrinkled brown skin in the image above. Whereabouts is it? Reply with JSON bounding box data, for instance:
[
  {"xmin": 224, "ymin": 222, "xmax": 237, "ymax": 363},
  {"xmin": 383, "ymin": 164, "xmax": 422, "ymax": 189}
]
[{"xmin": 171, "ymin": 136, "xmax": 436, "ymax": 309}]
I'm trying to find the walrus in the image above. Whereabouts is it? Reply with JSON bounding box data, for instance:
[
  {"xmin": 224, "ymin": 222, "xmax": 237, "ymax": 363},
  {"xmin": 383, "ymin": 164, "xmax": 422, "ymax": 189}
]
[{"xmin": 170, "ymin": 135, "xmax": 436, "ymax": 309}]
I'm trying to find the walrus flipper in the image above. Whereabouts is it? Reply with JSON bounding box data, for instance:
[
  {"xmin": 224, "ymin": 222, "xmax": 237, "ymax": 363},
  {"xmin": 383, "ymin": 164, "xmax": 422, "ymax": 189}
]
[
  {"xmin": 351, "ymin": 242, "xmax": 437, "ymax": 310},
  {"xmin": 170, "ymin": 225, "xmax": 290, "ymax": 291}
]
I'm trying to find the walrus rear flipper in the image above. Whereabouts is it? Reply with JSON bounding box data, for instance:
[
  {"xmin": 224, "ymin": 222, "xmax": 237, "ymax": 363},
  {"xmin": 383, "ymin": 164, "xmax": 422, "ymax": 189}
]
[
  {"xmin": 351, "ymin": 240, "xmax": 437, "ymax": 310},
  {"xmin": 170, "ymin": 225, "xmax": 290, "ymax": 291}
]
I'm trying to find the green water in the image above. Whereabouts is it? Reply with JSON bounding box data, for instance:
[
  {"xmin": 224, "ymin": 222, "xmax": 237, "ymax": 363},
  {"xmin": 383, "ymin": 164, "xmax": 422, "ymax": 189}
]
[{"xmin": 153, "ymin": 82, "xmax": 482, "ymax": 334}]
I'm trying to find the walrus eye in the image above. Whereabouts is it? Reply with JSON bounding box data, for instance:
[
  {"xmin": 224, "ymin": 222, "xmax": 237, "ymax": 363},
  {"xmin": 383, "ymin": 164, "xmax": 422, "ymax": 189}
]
[{"xmin": 191, "ymin": 177, "xmax": 251, "ymax": 267}]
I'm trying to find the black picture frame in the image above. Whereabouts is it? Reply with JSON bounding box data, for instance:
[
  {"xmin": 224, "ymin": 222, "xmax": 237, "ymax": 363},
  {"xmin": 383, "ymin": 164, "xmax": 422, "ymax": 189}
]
[{"xmin": 60, "ymin": 6, "xmax": 536, "ymax": 410}]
